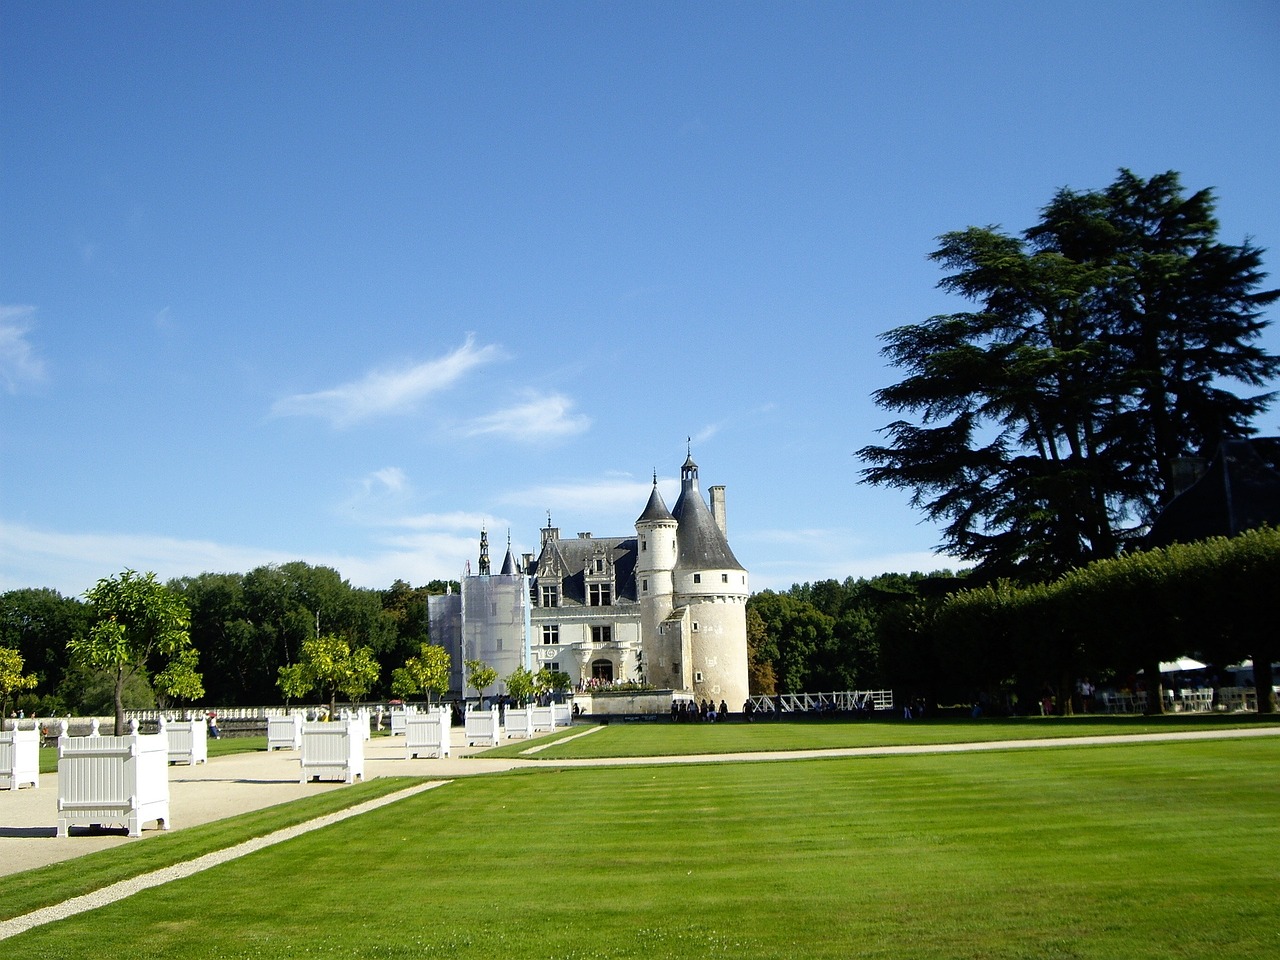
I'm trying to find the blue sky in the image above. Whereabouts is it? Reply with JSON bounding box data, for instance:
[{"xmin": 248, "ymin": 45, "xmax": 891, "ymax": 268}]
[{"xmin": 3, "ymin": 1, "xmax": 1278, "ymax": 597}]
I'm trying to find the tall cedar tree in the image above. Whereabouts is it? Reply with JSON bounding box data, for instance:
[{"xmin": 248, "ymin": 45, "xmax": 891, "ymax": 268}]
[{"xmin": 860, "ymin": 170, "xmax": 1279, "ymax": 581}]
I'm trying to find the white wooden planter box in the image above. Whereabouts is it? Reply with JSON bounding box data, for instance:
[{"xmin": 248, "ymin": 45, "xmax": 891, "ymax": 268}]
[
  {"xmin": 300, "ymin": 719, "xmax": 364, "ymax": 783},
  {"xmin": 529, "ymin": 705, "xmax": 556, "ymax": 732},
  {"xmin": 57, "ymin": 731, "xmax": 170, "ymax": 837},
  {"xmin": 267, "ymin": 714, "xmax": 304, "ymax": 751},
  {"xmin": 464, "ymin": 708, "xmax": 501, "ymax": 747},
  {"xmin": 552, "ymin": 702, "xmax": 572, "ymax": 727},
  {"xmin": 405, "ymin": 707, "xmax": 451, "ymax": 758},
  {"xmin": 161, "ymin": 717, "xmax": 208, "ymax": 765},
  {"xmin": 1, "ymin": 726, "xmax": 39, "ymax": 790},
  {"xmin": 390, "ymin": 707, "xmax": 414, "ymax": 736},
  {"xmin": 504, "ymin": 705, "xmax": 535, "ymax": 739}
]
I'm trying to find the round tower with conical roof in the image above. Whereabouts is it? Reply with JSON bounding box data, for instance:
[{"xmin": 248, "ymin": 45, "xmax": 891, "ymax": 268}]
[
  {"xmin": 635, "ymin": 473, "xmax": 679, "ymax": 688},
  {"xmin": 668, "ymin": 454, "xmax": 750, "ymax": 709}
]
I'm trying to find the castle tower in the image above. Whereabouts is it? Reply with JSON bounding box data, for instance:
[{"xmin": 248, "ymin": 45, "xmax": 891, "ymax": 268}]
[
  {"xmin": 635, "ymin": 473, "xmax": 679, "ymax": 688},
  {"xmin": 669, "ymin": 454, "xmax": 750, "ymax": 709}
]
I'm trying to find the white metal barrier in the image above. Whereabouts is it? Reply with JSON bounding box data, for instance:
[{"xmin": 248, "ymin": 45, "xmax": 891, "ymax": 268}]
[
  {"xmin": 300, "ymin": 719, "xmax": 365, "ymax": 784},
  {"xmin": 1, "ymin": 726, "xmax": 39, "ymax": 790},
  {"xmin": 57, "ymin": 723, "xmax": 170, "ymax": 837},
  {"xmin": 405, "ymin": 707, "xmax": 451, "ymax": 759}
]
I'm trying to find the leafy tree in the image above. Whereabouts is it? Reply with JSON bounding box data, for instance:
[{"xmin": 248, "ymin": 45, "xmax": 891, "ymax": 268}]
[
  {"xmin": 860, "ymin": 170, "xmax": 1278, "ymax": 581},
  {"xmin": 71, "ymin": 570, "xmax": 194, "ymax": 734},
  {"xmin": 153, "ymin": 647, "xmax": 205, "ymax": 715},
  {"xmin": 505, "ymin": 665, "xmax": 535, "ymax": 706},
  {"xmin": 464, "ymin": 658, "xmax": 498, "ymax": 707},
  {"xmin": 277, "ymin": 634, "xmax": 379, "ymax": 717},
  {"xmin": 0, "ymin": 647, "xmax": 38, "ymax": 720},
  {"xmin": 533, "ymin": 666, "xmax": 572, "ymax": 701},
  {"xmin": 747, "ymin": 592, "xmax": 835, "ymax": 693},
  {"xmin": 391, "ymin": 643, "xmax": 451, "ymax": 702},
  {"xmin": 745, "ymin": 605, "xmax": 777, "ymax": 696},
  {"xmin": 0, "ymin": 588, "xmax": 88, "ymax": 712}
]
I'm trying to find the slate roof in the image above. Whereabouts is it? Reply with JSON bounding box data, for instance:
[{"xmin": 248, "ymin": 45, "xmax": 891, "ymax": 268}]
[
  {"xmin": 636, "ymin": 481, "xmax": 675, "ymax": 525},
  {"xmin": 1143, "ymin": 438, "xmax": 1280, "ymax": 548},
  {"xmin": 529, "ymin": 536, "xmax": 639, "ymax": 603},
  {"xmin": 672, "ymin": 460, "xmax": 745, "ymax": 573}
]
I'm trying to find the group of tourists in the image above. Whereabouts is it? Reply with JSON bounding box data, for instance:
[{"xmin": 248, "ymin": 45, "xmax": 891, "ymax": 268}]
[{"xmin": 671, "ymin": 698, "xmax": 729, "ymax": 722}]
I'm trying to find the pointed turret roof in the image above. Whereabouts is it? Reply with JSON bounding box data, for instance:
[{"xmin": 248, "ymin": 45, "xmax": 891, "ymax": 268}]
[
  {"xmin": 500, "ymin": 531, "xmax": 519, "ymax": 575},
  {"xmin": 672, "ymin": 454, "xmax": 744, "ymax": 571},
  {"xmin": 636, "ymin": 473, "xmax": 675, "ymax": 525}
]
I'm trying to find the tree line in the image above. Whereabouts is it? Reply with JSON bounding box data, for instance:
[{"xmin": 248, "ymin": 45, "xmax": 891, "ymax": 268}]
[
  {"xmin": 0, "ymin": 562, "xmax": 457, "ymax": 722},
  {"xmin": 747, "ymin": 529, "xmax": 1277, "ymax": 715}
]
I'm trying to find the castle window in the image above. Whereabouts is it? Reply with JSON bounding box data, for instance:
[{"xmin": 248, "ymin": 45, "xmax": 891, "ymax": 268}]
[
  {"xmin": 641, "ymin": 579, "xmax": 648, "ymax": 593},
  {"xmin": 540, "ymin": 584, "xmax": 559, "ymax": 607},
  {"xmin": 589, "ymin": 583, "xmax": 612, "ymax": 606},
  {"xmin": 695, "ymin": 671, "xmax": 704, "ymax": 683},
  {"xmin": 693, "ymin": 573, "xmax": 701, "ymax": 584},
  {"xmin": 591, "ymin": 625, "xmax": 613, "ymax": 644},
  {"xmin": 641, "ymin": 538, "xmax": 647, "ymax": 551},
  {"xmin": 542, "ymin": 625, "xmax": 559, "ymax": 645},
  {"xmin": 722, "ymin": 573, "xmax": 729, "ymax": 583},
  {"xmin": 496, "ymin": 639, "xmax": 503, "ymax": 651},
  {"xmin": 692, "ymin": 622, "xmax": 699, "ymax": 631}
]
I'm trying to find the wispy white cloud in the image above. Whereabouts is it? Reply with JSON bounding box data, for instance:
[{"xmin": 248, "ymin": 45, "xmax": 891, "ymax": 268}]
[
  {"xmin": 741, "ymin": 525, "xmax": 962, "ymax": 590},
  {"xmin": 385, "ymin": 511, "xmax": 497, "ymax": 532},
  {"xmin": 272, "ymin": 335, "xmax": 502, "ymax": 426},
  {"xmin": 500, "ymin": 476, "xmax": 661, "ymax": 514},
  {"xmin": 0, "ymin": 517, "xmax": 483, "ymax": 596},
  {"xmin": 0, "ymin": 520, "xmax": 299, "ymax": 596},
  {"xmin": 459, "ymin": 391, "xmax": 591, "ymax": 441},
  {"xmin": 0, "ymin": 305, "xmax": 48, "ymax": 393}
]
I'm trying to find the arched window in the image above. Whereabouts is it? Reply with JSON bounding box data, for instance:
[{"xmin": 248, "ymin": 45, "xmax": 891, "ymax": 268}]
[{"xmin": 591, "ymin": 659, "xmax": 614, "ymax": 682}]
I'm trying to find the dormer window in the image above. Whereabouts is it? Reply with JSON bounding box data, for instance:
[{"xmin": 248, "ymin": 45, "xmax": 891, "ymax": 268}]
[
  {"xmin": 540, "ymin": 584, "xmax": 559, "ymax": 607},
  {"xmin": 589, "ymin": 583, "xmax": 612, "ymax": 606}
]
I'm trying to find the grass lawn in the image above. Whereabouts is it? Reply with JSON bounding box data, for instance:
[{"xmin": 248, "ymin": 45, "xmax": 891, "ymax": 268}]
[
  {"xmin": 7, "ymin": 737, "xmax": 1278, "ymax": 959},
  {"xmin": 483, "ymin": 712, "xmax": 1280, "ymax": 760},
  {"xmin": 0, "ymin": 776, "xmax": 422, "ymax": 922}
]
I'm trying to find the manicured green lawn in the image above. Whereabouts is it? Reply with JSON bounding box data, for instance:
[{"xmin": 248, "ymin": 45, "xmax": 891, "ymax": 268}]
[
  {"xmin": 0, "ymin": 776, "xmax": 422, "ymax": 923},
  {"xmin": 9, "ymin": 738, "xmax": 1278, "ymax": 959},
  {"xmin": 484, "ymin": 712, "xmax": 1280, "ymax": 760}
]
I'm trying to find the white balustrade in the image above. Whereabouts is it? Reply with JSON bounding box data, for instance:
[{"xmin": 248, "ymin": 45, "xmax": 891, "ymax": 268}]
[
  {"xmin": 405, "ymin": 706, "xmax": 451, "ymax": 758},
  {"xmin": 300, "ymin": 718, "xmax": 365, "ymax": 784},
  {"xmin": 1, "ymin": 726, "xmax": 39, "ymax": 790},
  {"xmin": 57, "ymin": 726, "xmax": 170, "ymax": 837}
]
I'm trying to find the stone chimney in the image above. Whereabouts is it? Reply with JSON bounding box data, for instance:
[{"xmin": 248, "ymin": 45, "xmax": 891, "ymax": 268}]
[{"xmin": 710, "ymin": 485, "xmax": 727, "ymax": 537}]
